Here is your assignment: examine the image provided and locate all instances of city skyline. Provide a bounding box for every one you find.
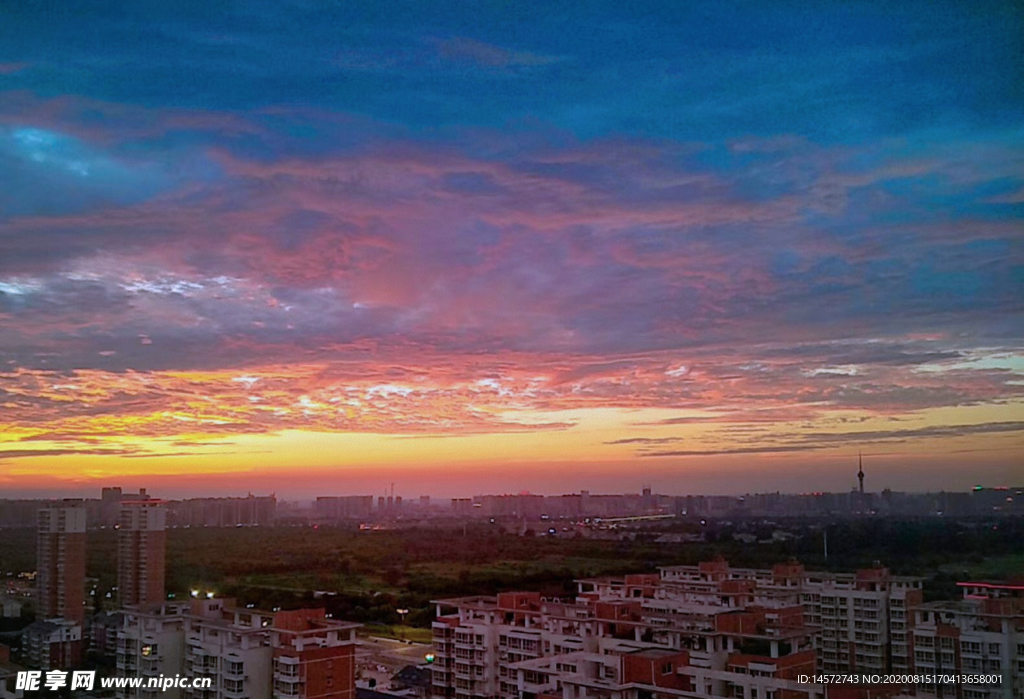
[2,1,1023,496]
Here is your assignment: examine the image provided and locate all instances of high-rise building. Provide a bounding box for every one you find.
[36,501,87,624]
[118,500,167,608]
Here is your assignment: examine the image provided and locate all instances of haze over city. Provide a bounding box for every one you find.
[1,1,1022,499]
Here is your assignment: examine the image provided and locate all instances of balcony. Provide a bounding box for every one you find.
[274,680,301,697]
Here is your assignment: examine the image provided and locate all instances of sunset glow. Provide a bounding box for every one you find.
[1,2,1022,497]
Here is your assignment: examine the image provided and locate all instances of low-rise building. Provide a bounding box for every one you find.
[910,580,1024,699]
[22,618,83,671]
[116,598,359,699]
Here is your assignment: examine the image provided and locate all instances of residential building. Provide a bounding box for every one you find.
[431,557,929,699]
[23,618,83,671]
[657,557,924,674]
[37,501,87,625]
[910,580,1024,699]
[0,644,27,699]
[117,603,189,699]
[116,598,358,699]
[118,500,167,608]
[271,608,358,699]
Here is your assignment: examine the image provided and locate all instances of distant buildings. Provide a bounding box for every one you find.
[0,491,274,530]
[166,494,277,528]
[1,485,1022,531]
[316,496,375,521]
[118,499,167,608]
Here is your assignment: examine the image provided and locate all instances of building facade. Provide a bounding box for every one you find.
[430,558,938,699]
[36,501,87,625]
[116,599,358,699]
[118,500,167,608]
[909,581,1024,699]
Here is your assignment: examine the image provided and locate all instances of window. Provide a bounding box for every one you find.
[661,663,673,675]
[988,643,1001,655]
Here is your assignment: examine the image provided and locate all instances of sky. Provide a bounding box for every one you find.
[0,1,1022,499]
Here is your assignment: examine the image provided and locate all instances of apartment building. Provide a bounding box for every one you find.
[658,557,924,674]
[431,584,823,699]
[0,644,26,699]
[36,501,87,625]
[118,500,167,608]
[910,581,1024,699]
[116,598,359,699]
[431,557,931,699]
[117,602,189,699]
[271,609,357,699]
[22,618,83,672]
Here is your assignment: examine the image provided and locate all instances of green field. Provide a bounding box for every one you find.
[361,624,434,643]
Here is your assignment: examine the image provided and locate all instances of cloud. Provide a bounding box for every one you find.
[0,447,138,460]
[604,437,684,445]
[431,37,564,69]
[639,421,1024,457]
[0,2,1022,476]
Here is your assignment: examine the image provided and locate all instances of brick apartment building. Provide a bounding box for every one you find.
[909,581,1024,699]
[36,501,87,625]
[118,500,167,608]
[430,557,1022,699]
[31,501,87,669]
